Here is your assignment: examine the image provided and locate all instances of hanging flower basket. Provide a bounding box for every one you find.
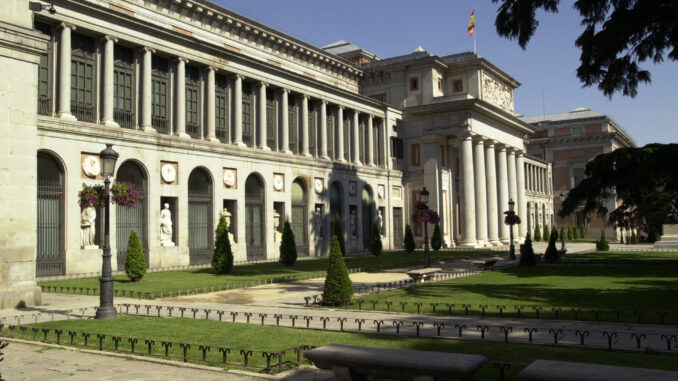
[78,181,141,210]
[412,209,440,224]
[504,214,521,225]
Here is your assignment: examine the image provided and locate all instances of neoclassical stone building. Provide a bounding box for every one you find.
[0,0,558,308]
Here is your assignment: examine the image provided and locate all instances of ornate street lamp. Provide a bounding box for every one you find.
[504,198,520,260]
[418,187,431,267]
[95,144,119,320]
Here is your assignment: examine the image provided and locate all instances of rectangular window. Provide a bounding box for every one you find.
[344,118,350,160]
[288,105,297,154]
[308,110,316,156]
[216,93,227,140]
[573,167,586,187]
[409,77,419,91]
[38,54,50,115]
[266,103,275,149]
[151,56,169,134]
[327,115,334,160]
[411,143,421,166]
[437,78,443,92]
[453,79,463,93]
[391,137,403,159]
[242,97,252,146]
[186,87,199,137]
[571,126,583,136]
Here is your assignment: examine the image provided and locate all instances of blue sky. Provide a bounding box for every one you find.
[214,0,677,146]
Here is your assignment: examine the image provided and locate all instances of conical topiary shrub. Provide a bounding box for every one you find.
[631,230,639,244]
[544,228,559,263]
[534,223,542,242]
[560,226,565,242]
[430,223,442,251]
[579,224,586,240]
[572,224,579,240]
[567,226,574,240]
[520,232,536,266]
[543,224,550,242]
[280,220,297,266]
[369,222,383,257]
[404,224,415,253]
[212,215,234,273]
[125,230,146,281]
[331,213,346,257]
[597,230,610,251]
[322,236,353,305]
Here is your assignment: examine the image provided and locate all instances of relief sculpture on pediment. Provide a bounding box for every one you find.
[482,74,514,112]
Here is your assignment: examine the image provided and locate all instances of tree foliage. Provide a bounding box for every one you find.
[124,230,146,281]
[279,220,297,266]
[534,223,542,242]
[212,215,234,273]
[544,228,560,263]
[520,232,537,266]
[597,230,610,251]
[369,222,383,257]
[431,223,442,251]
[543,224,550,242]
[560,144,678,241]
[322,236,353,305]
[404,224,416,253]
[493,0,678,97]
[331,213,346,257]
[579,224,587,239]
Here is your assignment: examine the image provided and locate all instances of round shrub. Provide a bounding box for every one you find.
[125,230,146,281]
[322,236,354,305]
[212,215,234,273]
[279,220,297,266]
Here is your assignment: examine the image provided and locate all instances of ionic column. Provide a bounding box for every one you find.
[258,82,270,150]
[232,75,245,146]
[320,100,329,159]
[175,57,189,138]
[367,115,374,166]
[101,35,118,127]
[459,133,477,246]
[205,67,218,142]
[497,145,510,243]
[281,89,291,154]
[140,47,154,131]
[57,23,76,120]
[517,152,527,239]
[474,138,488,245]
[352,110,361,164]
[485,141,500,245]
[337,106,345,162]
[378,118,385,167]
[301,95,311,157]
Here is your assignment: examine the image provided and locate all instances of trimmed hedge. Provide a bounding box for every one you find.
[322,236,353,305]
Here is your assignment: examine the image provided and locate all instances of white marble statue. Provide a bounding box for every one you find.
[273,209,282,242]
[377,209,384,236]
[160,203,174,247]
[80,206,97,248]
[350,210,357,237]
[314,207,322,240]
[222,208,235,244]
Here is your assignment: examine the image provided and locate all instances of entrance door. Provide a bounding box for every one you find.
[393,207,403,249]
[116,161,147,269]
[188,168,213,265]
[36,152,65,276]
[245,174,265,260]
[362,187,373,249]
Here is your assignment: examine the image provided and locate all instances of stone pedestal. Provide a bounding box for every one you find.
[654,224,678,249]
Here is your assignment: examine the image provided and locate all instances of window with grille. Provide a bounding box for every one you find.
[288,100,297,153]
[344,119,350,160]
[151,56,169,133]
[185,66,200,138]
[243,96,253,146]
[215,74,228,142]
[308,108,316,156]
[35,22,52,116]
[113,45,134,128]
[70,33,95,122]
[266,102,275,150]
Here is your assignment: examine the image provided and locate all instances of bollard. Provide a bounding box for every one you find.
[374,320,384,332]
[477,325,489,339]
[549,328,563,344]
[454,324,466,338]
[500,326,512,343]
[524,328,537,342]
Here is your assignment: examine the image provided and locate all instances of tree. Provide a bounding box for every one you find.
[544,228,559,263]
[279,220,298,266]
[520,232,537,266]
[331,213,346,257]
[124,230,146,281]
[572,224,579,240]
[579,224,587,239]
[369,222,383,257]
[534,223,542,242]
[430,223,442,251]
[543,224,550,242]
[212,215,234,273]
[567,226,573,240]
[631,230,639,244]
[560,144,678,242]
[404,224,416,253]
[493,0,678,98]
[322,236,353,305]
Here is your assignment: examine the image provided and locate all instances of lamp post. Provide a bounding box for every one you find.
[504,199,517,260]
[418,187,431,267]
[95,144,118,320]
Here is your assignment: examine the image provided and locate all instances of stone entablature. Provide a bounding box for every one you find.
[68,0,362,92]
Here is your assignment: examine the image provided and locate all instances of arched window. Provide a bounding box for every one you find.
[116,161,148,269]
[36,151,65,276]
[245,174,265,260]
[291,179,307,251]
[188,168,213,265]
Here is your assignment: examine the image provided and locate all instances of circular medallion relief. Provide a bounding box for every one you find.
[273,174,284,191]
[82,155,101,178]
[314,178,324,194]
[161,164,176,184]
[223,169,236,188]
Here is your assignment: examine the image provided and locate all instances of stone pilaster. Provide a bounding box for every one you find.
[353,110,361,165]
[473,137,488,245]
[301,95,311,157]
[101,35,118,127]
[175,57,189,138]
[140,47,155,131]
[57,23,76,120]
[205,66,218,142]
[367,114,374,166]
[281,89,291,154]
[320,100,329,159]
[337,105,345,162]
[459,133,477,246]
[232,74,245,146]
[258,82,270,150]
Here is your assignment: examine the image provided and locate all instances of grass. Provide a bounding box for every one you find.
[563,251,678,264]
[349,265,678,324]
[16,316,678,380]
[39,250,498,297]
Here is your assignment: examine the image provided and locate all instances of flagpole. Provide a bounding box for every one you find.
[474,8,477,54]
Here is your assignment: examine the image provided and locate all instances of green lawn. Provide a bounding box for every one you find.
[350,265,678,324]
[563,251,678,264]
[17,316,678,380]
[39,250,498,298]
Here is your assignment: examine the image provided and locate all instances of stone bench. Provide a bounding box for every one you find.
[520,360,678,381]
[406,267,442,284]
[304,344,487,381]
[471,260,497,271]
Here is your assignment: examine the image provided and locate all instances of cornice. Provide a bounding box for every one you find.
[0,21,49,63]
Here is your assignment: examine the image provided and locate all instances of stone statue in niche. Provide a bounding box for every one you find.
[222,208,235,244]
[314,207,322,240]
[160,203,174,247]
[350,210,357,237]
[377,209,384,236]
[273,209,282,242]
[80,206,97,249]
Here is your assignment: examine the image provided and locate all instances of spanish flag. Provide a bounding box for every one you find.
[468,10,475,36]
